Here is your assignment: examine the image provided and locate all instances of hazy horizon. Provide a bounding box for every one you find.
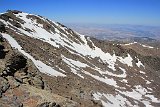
[0,0,160,26]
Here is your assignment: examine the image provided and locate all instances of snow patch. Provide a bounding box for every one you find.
[62,56,88,68]
[123,42,137,46]
[93,92,132,107]
[121,79,128,83]
[83,71,118,87]
[62,56,86,78]
[2,33,66,77]
[139,70,146,74]
[118,85,160,106]
[141,44,154,49]
[136,59,144,68]
[118,54,133,67]
[95,67,127,78]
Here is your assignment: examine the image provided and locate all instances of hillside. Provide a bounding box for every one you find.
[0,10,160,107]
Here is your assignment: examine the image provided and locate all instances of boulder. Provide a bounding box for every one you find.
[29,75,45,89]
[0,45,5,59]
[0,77,10,97]
[37,102,50,107]
[0,14,10,21]
[0,34,4,42]
[37,102,59,107]
[6,54,27,75]
[49,102,56,107]
[12,21,22,28]
[0,21,6,33]
[7,76,20,89]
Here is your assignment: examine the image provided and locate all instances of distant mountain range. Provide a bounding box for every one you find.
[0,10,160,107]
[66,23,160,43]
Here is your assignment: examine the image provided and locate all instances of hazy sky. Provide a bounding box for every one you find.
[0,0,160,26]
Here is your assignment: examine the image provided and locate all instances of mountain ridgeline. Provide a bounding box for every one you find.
[0,10,160,107]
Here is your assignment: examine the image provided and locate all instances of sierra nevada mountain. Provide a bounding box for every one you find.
[0,10,160,107]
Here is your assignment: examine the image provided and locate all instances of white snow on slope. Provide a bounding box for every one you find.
[141,44,154,49]
[122,41,154,49]
[92,67,127,78]
[123,42,137,46]
[62,55,127,86]
[118,54,133,67]
[1,12,138,85]
[15,12,71,48]
[62,56,88,68]
[62,55,128,85]
[93,86,160,107]
[2,12,137,72]
[62,55,88,78]
[139,70,146,74]
[2,33,66,77]
[1,12,147,86]
[15,12,135,80]
[93,92,133,107]
[117,85,160,107]
[136,58,144,68]
[83,71,118,87]
[1,12,147,88]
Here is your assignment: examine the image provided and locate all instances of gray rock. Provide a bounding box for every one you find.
[0,34,4,41]
[7,76,20,89]
[0,77,10,97]
[31,76,44,89]
[6,54,27,75]
[49,102,56,107]
[0,90,2,98]
[37,102,50,107]
[15,77,23,83]
[1,70,7,75]
[12,21,22,28]
[0,21,6,33]
[0,14,10,21]
[54,104,60,107]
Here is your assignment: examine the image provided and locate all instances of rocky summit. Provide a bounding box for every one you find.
[0,10,160,107]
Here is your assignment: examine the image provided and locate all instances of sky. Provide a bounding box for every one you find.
[0,0,160,26]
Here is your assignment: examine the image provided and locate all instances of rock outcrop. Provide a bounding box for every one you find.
[0,32,79,107]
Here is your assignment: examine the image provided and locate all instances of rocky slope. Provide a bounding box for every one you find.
[0,31,78,107]
[0,10,160,107]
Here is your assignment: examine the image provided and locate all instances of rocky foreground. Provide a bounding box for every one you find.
[0,34,81,107]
